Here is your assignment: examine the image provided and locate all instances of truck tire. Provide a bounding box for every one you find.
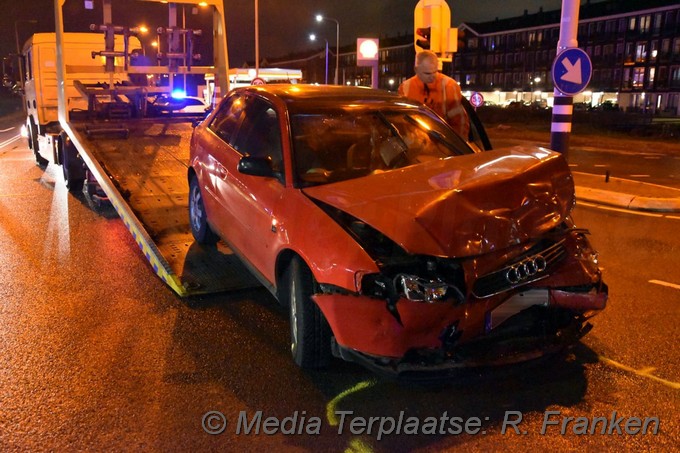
[286,257,331,369]
[189,176,219,245]
[59,132,85,192]
[27,119,47,167]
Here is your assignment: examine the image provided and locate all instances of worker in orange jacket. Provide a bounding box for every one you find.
[398,50,470,140]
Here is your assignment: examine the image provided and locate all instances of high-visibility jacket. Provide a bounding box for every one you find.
[399,73,470,139]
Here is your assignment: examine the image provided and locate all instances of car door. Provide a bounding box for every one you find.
[197,92,246,233]
[211,94,286,280]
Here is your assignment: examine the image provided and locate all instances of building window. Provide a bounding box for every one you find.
[670,66,680,88]
[654,13,662,32]
[647,67,655,89]
[623,68,631,88]
[639,15,651,33]
[674,38,680,56]
[605,20,615,34]
[635,42,647,62]
[633,67,645,88]
[651,41,659,61]
[661,39,670,57]
[628,17,637,32]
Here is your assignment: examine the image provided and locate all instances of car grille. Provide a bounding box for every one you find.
[472,239,567,298]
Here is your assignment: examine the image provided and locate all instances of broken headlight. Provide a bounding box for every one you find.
[396,274,450,302]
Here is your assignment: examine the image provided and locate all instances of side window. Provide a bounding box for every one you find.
[208,93,246,145]
[232,96,283,175]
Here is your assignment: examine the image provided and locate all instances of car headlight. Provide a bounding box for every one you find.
[396,273,450,303]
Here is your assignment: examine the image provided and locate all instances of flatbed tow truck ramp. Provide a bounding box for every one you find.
[24,0,259,296]
[71,119,260,296]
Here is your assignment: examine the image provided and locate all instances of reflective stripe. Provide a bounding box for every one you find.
[551,122,572,132]
[553,104,573,115]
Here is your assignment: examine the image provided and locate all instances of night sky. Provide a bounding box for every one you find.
[2,0,585,71]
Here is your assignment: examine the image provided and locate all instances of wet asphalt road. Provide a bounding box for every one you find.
[0,131,678,451]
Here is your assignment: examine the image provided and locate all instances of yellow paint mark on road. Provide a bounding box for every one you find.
[345,438,373,453]
[327,380,376,426]
[326,380,377,453]
[649,279,680,291]
[598,355,680,390]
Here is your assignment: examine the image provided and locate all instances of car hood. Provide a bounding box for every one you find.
[302,146,575,257]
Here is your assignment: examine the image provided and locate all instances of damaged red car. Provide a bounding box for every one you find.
[188,85,607,378]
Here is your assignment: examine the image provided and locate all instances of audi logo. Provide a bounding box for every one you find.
[505,255,547,284]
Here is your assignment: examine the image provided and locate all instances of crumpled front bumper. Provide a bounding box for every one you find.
[313,283,607,379]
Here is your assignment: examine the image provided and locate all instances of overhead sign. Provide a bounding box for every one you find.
[470,92,484,108]
[552,48,592,96]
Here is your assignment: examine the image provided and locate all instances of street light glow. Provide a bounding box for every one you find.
[314,14,339,85]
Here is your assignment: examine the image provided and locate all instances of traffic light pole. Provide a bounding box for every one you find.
[550,0,581,158]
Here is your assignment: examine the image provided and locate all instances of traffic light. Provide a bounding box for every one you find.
[415,27,431,51]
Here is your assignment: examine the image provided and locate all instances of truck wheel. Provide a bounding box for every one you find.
[27,119,47,167]
[286,257,331,369]
[60,132,85,192]
[189,176,219,245]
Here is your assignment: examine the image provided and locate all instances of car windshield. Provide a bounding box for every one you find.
[290,108,475,187]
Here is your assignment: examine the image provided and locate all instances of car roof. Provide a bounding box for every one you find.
[230,84,421,110]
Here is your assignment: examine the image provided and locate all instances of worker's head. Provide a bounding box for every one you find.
[414,50,439,85]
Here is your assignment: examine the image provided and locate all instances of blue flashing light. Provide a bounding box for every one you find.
[171,90,187,99]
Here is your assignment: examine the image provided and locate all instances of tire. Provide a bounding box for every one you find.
[27,119,47,167]
[188,176,219,245]
[286,257,331,369]
[60,132,85,192]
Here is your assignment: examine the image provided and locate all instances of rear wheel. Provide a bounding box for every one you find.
[189,175,219,245]
[59,132,85,192]
[286,257,331,369]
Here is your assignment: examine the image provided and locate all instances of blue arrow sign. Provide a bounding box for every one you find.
[552,48,592,96]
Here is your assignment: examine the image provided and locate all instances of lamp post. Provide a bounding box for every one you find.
[315,14,339,85]
[309,34,328,85]
[14,19,37,90]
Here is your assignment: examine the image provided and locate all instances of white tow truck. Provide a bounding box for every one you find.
[22,0,259,296]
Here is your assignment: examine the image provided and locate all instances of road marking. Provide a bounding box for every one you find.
[0,127,16,133]
[593,164,609,167]
[628,174,651,178]
[568,164,578,167]
[0,134,21,149]
[326,380,376,426]
[577,201,664,217]
[643,156,662,160]
[598,355,680,390]
[649,279,680,291]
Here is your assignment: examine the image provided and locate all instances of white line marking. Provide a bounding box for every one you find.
[649,280,680,291]
[593,164,609,167]
[644,156,662,160]
[0,127,17,133]
[628,174,651,178]
[0,135,21,149]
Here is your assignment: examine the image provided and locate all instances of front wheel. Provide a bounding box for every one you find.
[286,257,331,369]
[59,132,85,192]
[189,175,219,245]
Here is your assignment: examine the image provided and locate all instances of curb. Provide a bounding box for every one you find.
[575,186,680,212]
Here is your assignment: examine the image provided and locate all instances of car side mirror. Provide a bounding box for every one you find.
[237,155,276,178]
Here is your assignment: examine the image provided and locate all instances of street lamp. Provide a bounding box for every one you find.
[309,34,328,85]
[14,19,37,90]
[315,14,339,85]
